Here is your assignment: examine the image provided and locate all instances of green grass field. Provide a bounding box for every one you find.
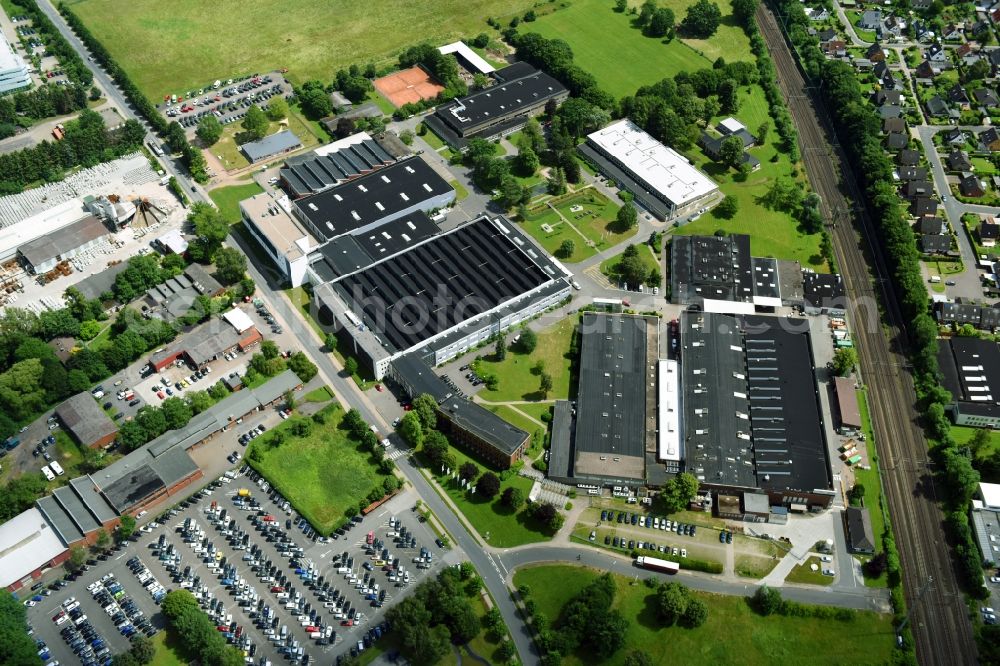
[209,182,264,223]
[210,110,319,171]
[675,87,826,270]
[247,404,389,534]
[65,0,537,97]
[655,0,754,62]
[518,189,635,263]
[513,565,895,666]
[528,0,711,99]
[302,385,334,403]
[473,316,577,402]
[150,629,193,666]
[600,244,660,284]
[784,556,835,586]
[485,404,546,438]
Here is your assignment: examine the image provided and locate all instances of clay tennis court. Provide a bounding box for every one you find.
[374,66,445,107]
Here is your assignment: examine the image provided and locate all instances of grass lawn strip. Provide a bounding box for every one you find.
[302,385,334,403]
[484,404,545,438]
[473,315,577,402]
[208,182,264,223]
[150,628,194,666]
[513,565,894,666]
[247,404,389,534]
[734,553,779,579]
[783,555,835,586]
[69,0,539,96]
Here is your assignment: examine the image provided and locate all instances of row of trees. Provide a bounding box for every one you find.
[161,590,245,666]
[0,108,145,194]
[398,44,467,100]
[0,83,88,127]
[11,0,92,87]
[0,590,42,663]
[510,32,615,111]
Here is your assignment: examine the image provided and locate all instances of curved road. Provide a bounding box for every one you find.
[757,5,976,664]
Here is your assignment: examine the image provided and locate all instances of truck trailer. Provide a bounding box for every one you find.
[636,556,679,574]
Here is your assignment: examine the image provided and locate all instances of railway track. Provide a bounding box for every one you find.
[756,5,977,664]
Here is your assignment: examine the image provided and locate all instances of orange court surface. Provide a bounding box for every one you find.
[373,66,445,107]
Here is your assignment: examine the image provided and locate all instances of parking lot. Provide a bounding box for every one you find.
[26,466,448,665]
[156,72,294,137]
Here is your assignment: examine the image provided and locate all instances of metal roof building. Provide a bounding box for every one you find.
[55,392,119,449]
[18,214,111,274]
[240,130,302,163]
[834,376,862,430]
[0,508,67,590]
[280,132,396,197]
[937,337,1000,427]
[670,234,754,310]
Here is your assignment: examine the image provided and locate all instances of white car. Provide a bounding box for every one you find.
[822,568,836,577]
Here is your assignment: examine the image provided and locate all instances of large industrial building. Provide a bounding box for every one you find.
[579,119,719,220]
[18,214,111,274]
[680,311,834,510]
[0,35,30,95]
[279,132,397,197]
[972,482,1000,566]
[314,214,572,380]
[938,336,1000,428]
[548,313,660,487]
[54,392,119,449]
[241,156,454,287]
[425,63,568,149]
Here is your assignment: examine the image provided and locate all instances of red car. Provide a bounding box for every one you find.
[156,391,165,399]
[217,625,228,632]
[340,620,353,627]
[304,626,318,633]
[374,384,383,392]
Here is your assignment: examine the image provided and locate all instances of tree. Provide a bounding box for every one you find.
[848,483,866,504]
[681,597,709,627]
[616,202,638,231]
[478,471,501,498]
[266,97,288,121]
[682,0,722,37]
[129,634,155,664]
[459,462,479,483]
[196,114,222,146]
[68,545,87,571]
[659,472,699,512]
[638,0,658,25]
[558,238,576,258]
[756,120,769,146]
[165,121,187,153]
[411,393,438,430]
[502,485,525,509]
[213,247,247,285]
[716,195,738,218]
[118,514,136,540]
[649,8,676,38]
[967,58,991,83]
[188,203,228,262]
[161,397,193,430]
[970,428,993,456]
[718,135,744,169]
[752,585,783,615]
[516,327,537,354]
[344,356,359,377]
[324,333,338,353]
[547,166,567,195]
[539,371,553,398]
[624,650,655,666]
[0,591,39,664]
[398,411,424,448]
[514,146,540,177]
[299,83,334,119]
[831,347,858,377]
[95,528,111,551]
[335,116,356,139]
[531,501,558,526]
[242,105,268,141]
[656,582,690,625]
[495,332,507,361]
[732,0,759,26]
[863,552,887,577]
[288,352,318,382]
[261,340,280,360]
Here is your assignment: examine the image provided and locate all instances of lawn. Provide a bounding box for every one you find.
[656,0,754,62]
[247,404,390,534]
[600,244,660,285]
[513,565,895,666]
[150,629,194,666]
[485,404,546,439]
[784,556,835,586]
[675,86,827,271]
[208,182,263,223]
[284,286,324,338]
[66,0,538,97]
[734,553,779,579]
[420,126,447,151]
[448,179,469,202]
[209,109,319,171]
[853,389,886,555]
[519,188,634,263]
[473,315,577,402]
[518,206,597,263]
[302,385,334,403]
[528,0,713,99]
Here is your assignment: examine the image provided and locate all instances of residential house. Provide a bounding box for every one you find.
[859,10,882,30]
[899,149,921,166]
[818,28,838,42]
[867,42,886,62]
[972,19,992,38]
[926,95,950,117]
[960,174,987,197]
[874,61,897,88]
[979,218,1000,247]
[942,23,963,41]
[884,117,907,134]
[915,60,938,80]
[948,84,971,109]
[806,7,831,20]
[974,88,1000,108]
[878,105,903,119]
[913,20,929,40]
[854,58,874,71]
[911,0,931,10]
[921,233,952,254]
[943,128,966,145]
[928,42,948,63]
[823,40,848,57]
[989,48,1000,73]
[918,216,945,234]
[875,90,903,106]
[899,166,929,181]
[886,132,909,151]
[884,15,904,36]
[911,196,938,216]
[903,180,934,198]
[948,149,973,171]
[981,127,1000,151]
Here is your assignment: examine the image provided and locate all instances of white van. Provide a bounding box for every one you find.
[50,461,64,476]
[41,465,55,481]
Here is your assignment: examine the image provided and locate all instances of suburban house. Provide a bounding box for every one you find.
[898,166,928,181]
[845,507,876,554]
[948,149,973,171]
[979,218,1000,247]
[974,88,1000,108]
[823,40,848,57]
[883,117,906,134]
[859,10,882,30]
[903,180,934,199]
[911,196,938,217]
[960,174,987,198]
[917,216,945,235]
[948,84,971,109]
[980,127,1000,152]
[926,96,950,117]
[899,149,921,166]
[928,42,948,63]
[866,43,886,62]
[875,90,903,106]
[915,60,937,79]
[886,132,909,151]
[943,128,966,145]
[921,233,952,255]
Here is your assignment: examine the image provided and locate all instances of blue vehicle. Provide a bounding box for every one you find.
[4,437,20,450]
[645,517,652,528]
[221,578,235,586]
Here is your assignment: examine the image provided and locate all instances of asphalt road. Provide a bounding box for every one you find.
[758,5,976,664]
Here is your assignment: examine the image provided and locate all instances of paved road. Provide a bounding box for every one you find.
[759,5,976,664]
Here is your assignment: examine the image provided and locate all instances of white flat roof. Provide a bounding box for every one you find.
[0,507,67,589]
[156,229,188,254]
[0,198,89,261]
[313,131,373,157]
[719,117,747,134]
[0,35,27,75]
[223,308,255,334]
[587,119,718,208]
[703,298,757,315]
[240,192,315,261]
[981,482,1000,511]
[438,41,495,74]
[658,359,681,463]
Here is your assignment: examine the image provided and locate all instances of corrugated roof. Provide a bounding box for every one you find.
[0,508,67,588]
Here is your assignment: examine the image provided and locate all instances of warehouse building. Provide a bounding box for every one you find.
[0,35,30,95]
[972,482,1000,566]
[425,63,568,149]
[670,234,753,311]
[149,317,262,371]
[279,132,397,197]
[681,311,834,510]
[580,119,719,220]
[834,376,862,431]
[142,263,225,321]
[802,271,847,315]
[54,392,119,449]
[0,508,69,592]
[938,336,1000,428]
[240,130,302,163]
[438,41,496,75]
[314,214,571,379]
[845,506,876,553]
[18,214,110,274]
[547,313,659,487]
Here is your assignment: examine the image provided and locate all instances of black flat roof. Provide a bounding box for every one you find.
[432,65,566,136]
[938,337,1000,417]
[438,398,528,456]
[742,315,831,494]
[752,257,780,300]
[333,216,553,353]
[802,271,845,309]
[280,139,394,196]
[293,158,452,241]
[310,210,439,281]
[575,312,650,460]
[391,353,452,403]
[670,234,753,305]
